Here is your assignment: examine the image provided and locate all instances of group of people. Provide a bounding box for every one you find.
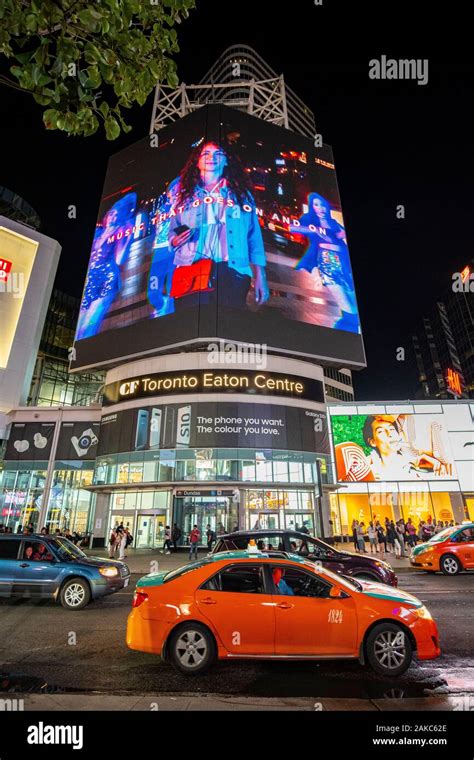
[351,516,454,558]
[108,524,133,560]
[0,523,89,545]
[159,523,219,560]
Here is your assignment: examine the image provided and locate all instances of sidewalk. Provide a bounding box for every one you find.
[6,693,472,711]
[86,546,415,576]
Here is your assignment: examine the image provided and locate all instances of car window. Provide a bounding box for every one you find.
[457,528,474,542]
[290,536,326,558]
[164,557,214,583]
[271,566,331,598]
[53,537,87,560]
[255,535,285,552]
[23,541,54,562]
[214,538,238,552]
[227,536,249,550]
[0,540,21,560]
[217,564,265,594]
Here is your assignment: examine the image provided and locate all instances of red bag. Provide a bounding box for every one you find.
[170,259,214,299]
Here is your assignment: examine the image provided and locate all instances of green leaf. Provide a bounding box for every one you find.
[105,115,120,140]
[43,108,60,129]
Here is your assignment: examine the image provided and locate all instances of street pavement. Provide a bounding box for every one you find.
[0,549,473,711]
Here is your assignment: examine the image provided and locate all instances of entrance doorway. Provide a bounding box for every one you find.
[173,491,236,545]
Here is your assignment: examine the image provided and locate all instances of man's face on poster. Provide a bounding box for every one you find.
[369,420,402,457]
[197,143,228,179]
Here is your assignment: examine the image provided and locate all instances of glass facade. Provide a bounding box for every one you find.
[330,482,468,537]
[94,448,327,487]
[0,461,95,533]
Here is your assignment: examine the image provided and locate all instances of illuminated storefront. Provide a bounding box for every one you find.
[88,354,330,546]
[327,400,474,536]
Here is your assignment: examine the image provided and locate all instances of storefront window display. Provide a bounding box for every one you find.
[332,481,466,536]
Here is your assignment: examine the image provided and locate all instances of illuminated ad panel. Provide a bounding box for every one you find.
[71,104,365,370]
[0,226,39,368]
[98,402,329,455]
[331,411,457,482]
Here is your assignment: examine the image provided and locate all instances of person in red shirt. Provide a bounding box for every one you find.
[188,525,200,561]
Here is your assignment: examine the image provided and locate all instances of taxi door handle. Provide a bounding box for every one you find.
[19,563,30,568]
[276,602,293,609]
[201,597,217,605]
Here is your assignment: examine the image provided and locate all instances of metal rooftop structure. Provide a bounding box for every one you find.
[150,44,316,139]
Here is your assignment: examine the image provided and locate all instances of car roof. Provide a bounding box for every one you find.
[209,550,312,565]
[0,533,56,540]
[217,530,316,539]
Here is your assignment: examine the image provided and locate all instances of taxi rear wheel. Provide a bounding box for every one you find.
[366,623,412,676]
[440,554,462,575]
[168,623,216,675]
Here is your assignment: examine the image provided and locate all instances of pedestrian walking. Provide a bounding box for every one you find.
[188,524,200,561]
[368,521,377,554]
[376,523,387,556]
[161,525,172,554]
[357,522,366,552]
[352,520,359,552]
[206,523,216,551]
[109,527,118,558]
[118,528,127,560]
[172,523,182,551]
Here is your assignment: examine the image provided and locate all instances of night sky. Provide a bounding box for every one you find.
[1,0,472,400]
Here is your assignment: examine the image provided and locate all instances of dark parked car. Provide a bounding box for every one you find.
[212,530,398,586]
[0,534,130,610]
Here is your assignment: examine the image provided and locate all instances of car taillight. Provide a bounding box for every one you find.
[132,590,148,608]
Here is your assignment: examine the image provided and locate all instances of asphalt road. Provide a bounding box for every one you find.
[1,572,473,701]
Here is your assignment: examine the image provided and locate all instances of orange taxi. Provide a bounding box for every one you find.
[410,523,474,575]
[127,551,440,676]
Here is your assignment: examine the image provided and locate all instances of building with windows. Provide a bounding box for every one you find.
[28,289,105,408]
[1,47,367,546]
[412,262,473,399]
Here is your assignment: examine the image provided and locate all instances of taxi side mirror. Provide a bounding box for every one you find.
[329,586,343,599]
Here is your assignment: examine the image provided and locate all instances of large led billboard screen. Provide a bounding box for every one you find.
[331,412,458,482]
[71,104,365,370]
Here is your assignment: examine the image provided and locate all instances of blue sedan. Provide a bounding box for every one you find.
[0,534,130,610]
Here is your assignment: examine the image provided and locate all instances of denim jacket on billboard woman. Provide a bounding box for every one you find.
[167,185,266,277]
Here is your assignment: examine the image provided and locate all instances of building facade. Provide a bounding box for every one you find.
[412,262,474,399]
[327,399,474,537]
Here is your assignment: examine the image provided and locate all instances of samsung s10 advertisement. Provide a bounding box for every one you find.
[71,104,365,370]
[98,402,329,456]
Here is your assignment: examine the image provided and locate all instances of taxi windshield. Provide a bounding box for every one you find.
[163,557,214,583]
[427,527,457,543]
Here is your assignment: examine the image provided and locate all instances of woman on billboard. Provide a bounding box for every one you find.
[291,192,359,332]
[167,141,269,309]
[76,192,137,339]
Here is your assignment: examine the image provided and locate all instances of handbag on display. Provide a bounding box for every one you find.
[170,258,214,299]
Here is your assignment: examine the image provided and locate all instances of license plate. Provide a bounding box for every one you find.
[124,578,129,587]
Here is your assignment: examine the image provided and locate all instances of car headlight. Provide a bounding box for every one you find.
[412,606,432,620]
[99,566,119,577]
[375,561,392,571]
[415,547,432,557]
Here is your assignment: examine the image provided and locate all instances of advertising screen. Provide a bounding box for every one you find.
[71,104,365,370]
[331,412,457,482]
[0,226,39,369]
[98,402,329,455]
[5,421,100,461]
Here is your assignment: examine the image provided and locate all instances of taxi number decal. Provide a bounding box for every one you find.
[328,609,343,624]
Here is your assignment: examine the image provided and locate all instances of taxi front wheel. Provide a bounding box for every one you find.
[168,623,216,675]
[366,623,413,676]
[440,554,461,575]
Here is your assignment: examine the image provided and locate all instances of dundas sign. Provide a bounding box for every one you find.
[103,369,324,406]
